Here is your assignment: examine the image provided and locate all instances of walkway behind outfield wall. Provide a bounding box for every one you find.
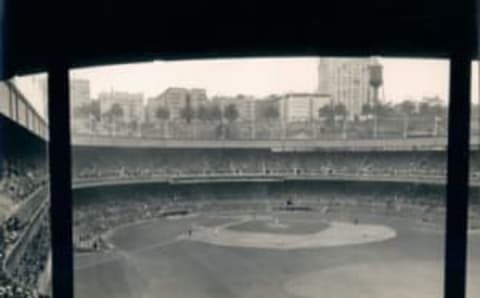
[72,134,480,151]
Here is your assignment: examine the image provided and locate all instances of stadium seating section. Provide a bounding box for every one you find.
[0,116,49,298]
[72,146,480,182]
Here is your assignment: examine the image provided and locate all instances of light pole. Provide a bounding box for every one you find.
[403,114,409,139]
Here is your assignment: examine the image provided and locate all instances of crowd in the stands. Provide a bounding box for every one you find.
[0,159,48,204]
[74,187,171,250]
[1,217,21,255]
[0,217,50,298]
[0,151,50,298]
[72,147,480,182]
[11,219,50,292]
[0,273,36,298]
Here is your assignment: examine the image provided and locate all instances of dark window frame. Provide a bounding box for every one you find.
[47,57,473,298]
[47,55,473,298]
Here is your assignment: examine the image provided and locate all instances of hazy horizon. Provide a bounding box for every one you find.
[70,57,452,104]
[11,58,480,120]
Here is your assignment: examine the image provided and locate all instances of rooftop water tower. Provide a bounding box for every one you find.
[368,60,383,105]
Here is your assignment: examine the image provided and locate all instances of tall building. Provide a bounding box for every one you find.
[99,91,144,123]
[147,87,207,122]
[279,93,331,122]
[70,79,91,111]
[317,57,380,119]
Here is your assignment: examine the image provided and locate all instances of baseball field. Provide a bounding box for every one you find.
[74,209,480,298]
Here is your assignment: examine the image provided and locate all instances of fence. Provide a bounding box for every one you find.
[73,114,455,142]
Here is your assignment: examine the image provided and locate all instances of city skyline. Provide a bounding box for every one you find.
[10,59,480,122]
[70,57,451,105]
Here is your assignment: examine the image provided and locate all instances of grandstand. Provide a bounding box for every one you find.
[71,146,480,188]
[1,93,474,298]
[71,141,480,298]
[2,62,478,298]
[2,77,478,298]
[0,82,50,298]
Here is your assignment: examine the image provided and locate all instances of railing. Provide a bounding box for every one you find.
[71,171,480,189]
[10,185,49,226]
[4,200,49,274]
[71,134,480,150]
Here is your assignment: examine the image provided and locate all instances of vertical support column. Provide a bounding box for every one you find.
[164,121,169,139]
[251,101,256,140]
[14,91,18,121]
[48,61,73,298]
[403,115,408,139]
[312,120,317,139]
[434,116,439,137]
[478,61,480,142]
[444,54,471,298]
[192,120,197,140]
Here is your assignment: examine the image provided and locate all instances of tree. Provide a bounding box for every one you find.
[196,105,210,122]
[180,95,195,123]
[319,104,335,127]
[430,104,446,116]
[264,105,279,121]
[419,97,446,117]
[102,110,112,122]
[319,104,334,118]
[361,103,373,115]
[333,103,347,118]
[129,119,139,133]
[224,104,239,123]
[396,100,416,116]
[180,106,195,123]
[101,103,123,135]
[372,102,394,117]
[154,106,170,138]
[110,103,124,121]
[210,105,222,122]
[89,100,101,121]
[72,101,101,121]
[73,105,88,118]
[155,107,170,121]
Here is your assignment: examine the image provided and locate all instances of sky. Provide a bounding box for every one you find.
[70,57,453,104]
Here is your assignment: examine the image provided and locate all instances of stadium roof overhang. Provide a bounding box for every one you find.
[1,0,478,79]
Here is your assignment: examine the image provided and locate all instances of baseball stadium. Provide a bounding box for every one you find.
[71,137,480,298]
[0,81,50,298]
[3,0,480,297]
[1,60,480,298]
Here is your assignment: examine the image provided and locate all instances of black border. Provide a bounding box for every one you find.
[39,3,475,298]
[47,57,474,298]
